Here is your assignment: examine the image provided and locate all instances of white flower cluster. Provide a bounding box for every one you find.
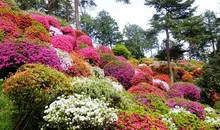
[49,26,63,36]
[153,79,169,91]
[90,66,105,79]
[43,94,118,130]
[106,78,124,91]
[161,115,177,130]
[55,48,73,70]
[204,106,220,128]
[204,106,216,113]
[170,106,191,114]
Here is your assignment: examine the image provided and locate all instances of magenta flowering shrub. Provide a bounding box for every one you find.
[50,35,78,53]
[104,60,135,89]
[0,18,21,39]
[77,35,93,47]
[167,89,184,98]
[167,98,205,119]
[45,16,60,29]
[0,41,62,78]
[117,56,128,63]
[61,26,76,38]
[170,82,200,101]
[130,71,153,86]
[78,47,101,66]
[98,45,114,55]
[31,14,50,30]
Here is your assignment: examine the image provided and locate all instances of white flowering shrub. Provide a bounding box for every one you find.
[43,94,118,130]
[90,66,105,79]
[161,115,177,130]
[170,106,191,114]
[55,48,73,70]
[153,79,169,91]
[49,26,63,36]
[204,107,220,129]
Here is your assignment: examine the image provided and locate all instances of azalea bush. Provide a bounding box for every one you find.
[45,15,60,29]
[61,26,76,37]
[99,53,117,68]
[98,45,114,55]
[182,73,194,82]
[77,35,93,47]
[153,79,169,92]
[130,71,153,86]
[2,64,73,130]
[154,74,171,85]
[55,48,73,71]
[0,41,61,78]
[42,94,118,130]
[138,65,153,75]
[31,14,50,30]
[78,47,101,66]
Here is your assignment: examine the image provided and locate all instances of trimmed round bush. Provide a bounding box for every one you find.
[112,44,131,59]
[104,60,134,89]
[61,26,76,37]
[78,47,101,66]
[170,82,200,101]
[50,35,78,53]
[2,64,73,129]
[77,35,93,47]
[0,41,62,78]
[98,45,114,55]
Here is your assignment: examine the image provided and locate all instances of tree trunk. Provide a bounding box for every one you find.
[66,0,70,23]
[48,0,52,15]
[189,43,192,60]
[165,28,174,84]
[74,0,81,30]
[212,40,216,56]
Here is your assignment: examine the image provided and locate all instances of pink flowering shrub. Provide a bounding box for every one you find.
[153,79,169,92]
[170,82,200,101]
[130,71,153,86]
[104,60,134,89]
[117,56,128,63]
[77,35,93,47]
[0,41,62,78]
[61,26,76,37]
[78,47,101,66]
[167,89,184,98]
[31,14,50,30]
[128,83,165,98]
[75,30,86,38]
[154,74,171,85]
[50,35,78,53]
[112,112,167,130]
[18,13,33,30]
[167,98,205,119]
[45,16,60,29]
[0,1,10,8]
[98,45,114,55]
[138,65,153,75]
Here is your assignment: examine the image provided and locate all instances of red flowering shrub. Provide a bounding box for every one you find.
[31,14,50,30]
[74,30,86,38]
[98,45,114,55]
[61,26,76,37]
[0,10,20,25]
[130,71,153,86]
[19,13,33,29]
[191,68,203,77]
[104,60,134,89]
[170,82,200,101]
[138,65,153,75]
[128,83,165,98]
[176,68,186,78]
[50,35,78,53]
[78,47,101,66]
[99,53,117,68]
[45,16,60,29]
[65,53,91,77]
[0,1,10,8]
[154,74,171,85]
[154,64,176,74]
[167,98,205,119]
[182,73,194,82]
[113,112,167,130]
[0,41,62,78]
[77,35,93,47]
[24,21,50,42]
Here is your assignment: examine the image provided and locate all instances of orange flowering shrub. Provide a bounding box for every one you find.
[182,73,194,82]
[191,68,203,77]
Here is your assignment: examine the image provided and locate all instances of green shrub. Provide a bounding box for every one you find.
[214,101,220,110]
[3,64,73,130]
[112,44,131,59]
[72,77,139,110]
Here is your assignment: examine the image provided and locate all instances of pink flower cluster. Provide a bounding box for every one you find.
[98,45,114,55]
[117,56,128,63]
[167,98,205,119]
[31,14,50,30]
[0,18,20,39]
[61,26,76,38]
[104,61,134,89]
[45,16,60,29]
[170,82,200,101]
[113,112,167,130]
[167,89,184,98]
[130,71,153,86]
[78,47,101,66]
[153,79,169,92]
[50,35,78,53]
[0,1,10,8]
[77,35,93,47]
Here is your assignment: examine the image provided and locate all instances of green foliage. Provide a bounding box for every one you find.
[3,64,73,130]
[57,17,71,27]
[80,13,96,37]
[112,44,131,59]
[72,77,139,110]
[214,101,220,110]
[0,79,14,130]
[0,28,5,42]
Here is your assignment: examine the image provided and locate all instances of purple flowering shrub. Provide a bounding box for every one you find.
[0,41,62,78]
[98,45,114,55]
[104,60,135,89]
[167,89,184,98]
[78,47,101,66]
[50,35,78,53]
[77,35,93,47]
[170,82,200,101]
[167,98,206,119]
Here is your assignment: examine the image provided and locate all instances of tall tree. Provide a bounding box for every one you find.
[74,0,80,30]
[80,13,96,37]
[15,0,46,10]
[145,0,196,83]
[95,10,122,47]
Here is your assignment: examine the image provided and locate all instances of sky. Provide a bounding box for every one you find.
[89,0,220,32]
